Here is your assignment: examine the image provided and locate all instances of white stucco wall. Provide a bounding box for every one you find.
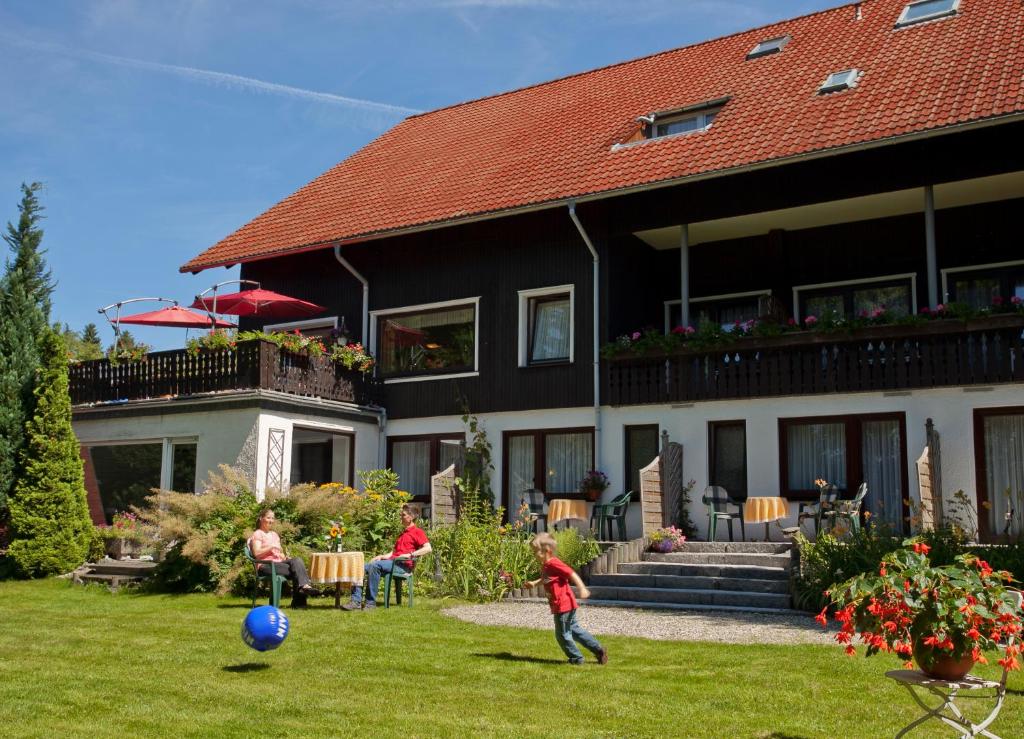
[386,384,1024,541]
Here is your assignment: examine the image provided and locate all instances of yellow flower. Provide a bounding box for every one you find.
[329,526,340,537]
[368,493,383,501]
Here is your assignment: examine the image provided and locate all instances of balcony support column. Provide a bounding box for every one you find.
[680,224,691,328]
[924,185,938,308]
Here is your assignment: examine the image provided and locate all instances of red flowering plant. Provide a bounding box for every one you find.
[818,539,1023,677]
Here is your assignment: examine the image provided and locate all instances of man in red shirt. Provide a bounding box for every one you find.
[344,504,431,610]
[524,532,607,664]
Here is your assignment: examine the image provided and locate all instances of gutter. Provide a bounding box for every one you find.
[332,245,370,344]
[567,201,602,472]
[183,112,1024,273]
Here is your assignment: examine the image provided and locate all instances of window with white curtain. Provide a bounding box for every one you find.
[387,434,464,499]
[780,414,906,533]
[518,285,573,366]
[980,412,1024,539]
[504,428,594,510]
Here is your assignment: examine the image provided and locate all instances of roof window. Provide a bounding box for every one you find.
[896,0,959,27]
[746,35,790,60]
[818,69,860,94]
[640,98,728,140]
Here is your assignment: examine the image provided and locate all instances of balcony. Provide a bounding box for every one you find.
[68,340,383,407]
[606,315,1024,406]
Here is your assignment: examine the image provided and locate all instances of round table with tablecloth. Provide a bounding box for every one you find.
[546,499,592,529]
[743,496,789,541]
[309,551,365,608]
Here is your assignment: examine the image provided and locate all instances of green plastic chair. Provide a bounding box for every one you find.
[797,484,840,537]
[590,491,632,541]
[834,483,869,534]
[383,556,416,608]
[702,486,745,542]
[244,545,285,608]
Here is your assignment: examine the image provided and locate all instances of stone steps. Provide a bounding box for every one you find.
[588,572,790,594]
[617,561,789,580]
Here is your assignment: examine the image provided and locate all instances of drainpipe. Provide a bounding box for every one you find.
[333,245,370,344]
[924,185,938,308]
[679,224,691,328]
[567,201,601,471]
[377,406,388,471]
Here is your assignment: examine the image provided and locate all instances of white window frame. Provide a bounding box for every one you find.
[792,273,917,321]
[819,69,861,94]
[518,284,574,367]
[651,108,719,139]
[369,297,481,384]
[84,436,197,492]
[264,316,338,334]
[896,0,959,28]
[747,35,790,60]
[940,259,1024,304]
[663,289,771,333]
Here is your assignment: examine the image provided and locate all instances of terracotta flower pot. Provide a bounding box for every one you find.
[913,641,975,680]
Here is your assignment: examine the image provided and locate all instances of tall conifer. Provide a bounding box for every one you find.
[0,182,52,512]
[7,329,92,576]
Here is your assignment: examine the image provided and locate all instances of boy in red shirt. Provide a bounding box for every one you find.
[524,532,607,665]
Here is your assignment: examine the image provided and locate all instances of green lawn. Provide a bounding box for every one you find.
[2,580,1022,738]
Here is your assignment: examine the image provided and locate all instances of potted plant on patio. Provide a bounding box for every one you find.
[100,511,145,560]
[578,470,609,502]
[817,539,1023,679]
[648,526,687,553]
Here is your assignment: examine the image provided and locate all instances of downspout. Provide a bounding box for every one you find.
[333,245,370,344]
[567,202,601,472]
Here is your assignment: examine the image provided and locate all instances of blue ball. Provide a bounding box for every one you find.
[241,606,289,652]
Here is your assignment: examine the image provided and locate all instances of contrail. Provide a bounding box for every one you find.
[1,32,422,116]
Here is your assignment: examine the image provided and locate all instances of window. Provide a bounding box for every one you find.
[794,274,915,321]
[779,413,907,532]
[709,421,747,498]
[973,407,1024,542]
[664,291,770,332]
[651,109,719,138]
[372,299,478,380]
[819,69,860,94]
[387,434,464,500]
[290,428,353,487]
[503,428,594,513]
[896,0,959,27]
[943,261,1024,311]
[625,425,659,500]
[86,443,163,524]
[518,285,573,366]
[747,35,790,60]
[171,442,198,492]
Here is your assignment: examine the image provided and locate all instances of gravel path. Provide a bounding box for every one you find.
[443,601,837,645]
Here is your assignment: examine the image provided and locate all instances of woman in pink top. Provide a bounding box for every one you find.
[249,509,319,607]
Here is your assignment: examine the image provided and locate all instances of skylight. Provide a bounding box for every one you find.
[819,69,860,94]
[747,35,790,60]
[896,0,959,27]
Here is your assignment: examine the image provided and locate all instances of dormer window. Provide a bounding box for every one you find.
[819,69,860,94]
[642,98,727,140]
[747,35,790,60]
[896,0,959,27]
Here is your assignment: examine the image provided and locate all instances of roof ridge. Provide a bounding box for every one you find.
[406,0,866,121]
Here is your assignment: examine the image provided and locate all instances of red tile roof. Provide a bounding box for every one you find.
[183,0,1024,272]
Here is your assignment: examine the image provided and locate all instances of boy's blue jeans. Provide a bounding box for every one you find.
[351,558,411,604]
[554,609,603,664]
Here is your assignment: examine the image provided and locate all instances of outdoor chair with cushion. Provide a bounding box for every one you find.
[834,483,868,535]
[590,491,632,541]
[702,486,745,542]
[797,484,840,537]
[244,545,286,609]
[885,590,1023,738]
[383,554,417,608]
[521,488,547,533]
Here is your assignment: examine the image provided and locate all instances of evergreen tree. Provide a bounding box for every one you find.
[7,329,93,577]
[0,182,52,512]
[81,323,101,348]
[63,323,103,361]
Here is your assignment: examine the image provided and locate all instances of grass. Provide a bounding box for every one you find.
[2,580,1023,738]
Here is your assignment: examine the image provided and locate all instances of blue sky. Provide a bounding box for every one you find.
[0,0,838,350]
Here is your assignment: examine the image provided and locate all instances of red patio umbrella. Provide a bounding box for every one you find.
[190,288,325,319]
[116,305,237,328]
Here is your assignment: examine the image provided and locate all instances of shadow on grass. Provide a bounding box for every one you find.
[767,734,812,739]
[473,651,566,665]
[223,662,271,673]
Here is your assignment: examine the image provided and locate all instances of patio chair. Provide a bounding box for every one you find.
[590,491,632,541]
[797,484,840,537]
[834,483,868,535]
[520,488,547,533]
[382,555,417,608]
[885,590,1022,738]
[702,486,745,542]
[243,545,285,609]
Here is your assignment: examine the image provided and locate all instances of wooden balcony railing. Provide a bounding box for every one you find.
[606,316,1024,406]
[68,340,383,407]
